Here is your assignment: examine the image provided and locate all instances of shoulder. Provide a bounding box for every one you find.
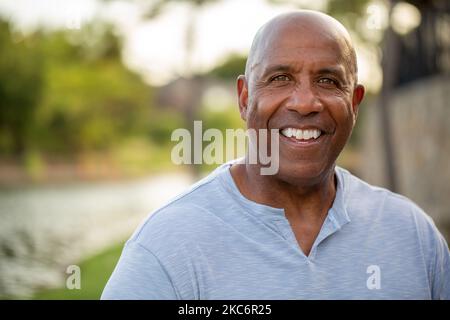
[128,163,232,253]
[338,166,444,242]
[339,167,421,214]
[338,168,449,298]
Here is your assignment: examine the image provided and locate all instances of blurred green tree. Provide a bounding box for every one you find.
[0,17,186,175]
[35,25,153,155]
[0,20,44,158]
[207,54,247,81]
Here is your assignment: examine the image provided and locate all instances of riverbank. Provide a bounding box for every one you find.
[0,171,194,298]
[0,148,181,189]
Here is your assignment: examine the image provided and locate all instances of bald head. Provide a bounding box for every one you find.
[245,10,358,85]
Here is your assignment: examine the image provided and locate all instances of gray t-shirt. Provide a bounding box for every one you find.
[101,161,450,299]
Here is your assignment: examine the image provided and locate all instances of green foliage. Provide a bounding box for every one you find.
[326,0,369,16]
[207,54,247,80]
[326,0,372,36]
[198,106,245,173]
[0,19,176,171]
[0,21,44,156]
[200,107,244,132]
[34,27,153,154]
[148,109,185,146]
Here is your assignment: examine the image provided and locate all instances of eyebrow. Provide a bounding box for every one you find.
[259,64,295,79]
[316,67,346,79]
[259,64,347,82]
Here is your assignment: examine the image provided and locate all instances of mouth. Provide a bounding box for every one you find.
[278,127,328,148]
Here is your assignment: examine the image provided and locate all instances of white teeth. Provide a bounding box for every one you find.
[313,130,320,139]
[286,128,293,137]
[281,128,292,137]
[280,128,322,141]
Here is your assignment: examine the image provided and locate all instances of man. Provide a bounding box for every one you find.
[102,10,449,299]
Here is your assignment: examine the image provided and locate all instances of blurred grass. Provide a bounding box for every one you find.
[33,241,125,300]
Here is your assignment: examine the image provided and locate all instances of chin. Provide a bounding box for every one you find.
[275,160,332,186]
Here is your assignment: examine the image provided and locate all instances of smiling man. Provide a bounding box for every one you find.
[102,11,450,300]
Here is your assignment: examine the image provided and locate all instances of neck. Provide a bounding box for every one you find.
[230,160,337,222]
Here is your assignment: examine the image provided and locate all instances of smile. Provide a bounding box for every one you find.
[280,128,322,141]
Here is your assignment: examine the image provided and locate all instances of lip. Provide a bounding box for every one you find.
[279,125,326,132]
[279,130,328,148]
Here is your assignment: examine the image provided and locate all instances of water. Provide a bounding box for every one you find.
[0,172,193,298]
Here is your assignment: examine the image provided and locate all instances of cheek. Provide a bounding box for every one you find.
[247,90,285,128]
[322,95,355,129]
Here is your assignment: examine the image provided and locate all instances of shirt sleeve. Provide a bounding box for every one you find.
[101,240,179,300]
[431,229,450,300]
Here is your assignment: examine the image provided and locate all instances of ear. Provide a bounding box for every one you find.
[237,75,249,121]
[351,84,365,123]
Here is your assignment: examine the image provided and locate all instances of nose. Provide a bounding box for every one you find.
[285,82,323,116]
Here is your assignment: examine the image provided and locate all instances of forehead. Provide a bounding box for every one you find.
[253,21,352,75]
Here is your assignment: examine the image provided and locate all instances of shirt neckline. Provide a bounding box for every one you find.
[218,160,285,220]
[218,159,351,229]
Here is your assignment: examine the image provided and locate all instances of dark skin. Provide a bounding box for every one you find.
[231,11,365,257]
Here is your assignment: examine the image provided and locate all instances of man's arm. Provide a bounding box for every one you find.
[101,240,179,300]
[430,229,450,300]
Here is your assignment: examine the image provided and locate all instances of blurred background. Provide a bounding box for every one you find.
[0,0,448,299]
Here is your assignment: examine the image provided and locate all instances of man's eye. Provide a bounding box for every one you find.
[271,75,290,82]
[318,78,337,85]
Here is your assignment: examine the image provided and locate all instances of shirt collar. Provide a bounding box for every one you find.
[220,160,350,227]
[328,166,351,229]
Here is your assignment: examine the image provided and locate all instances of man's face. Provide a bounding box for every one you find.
[238,22,364,185]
